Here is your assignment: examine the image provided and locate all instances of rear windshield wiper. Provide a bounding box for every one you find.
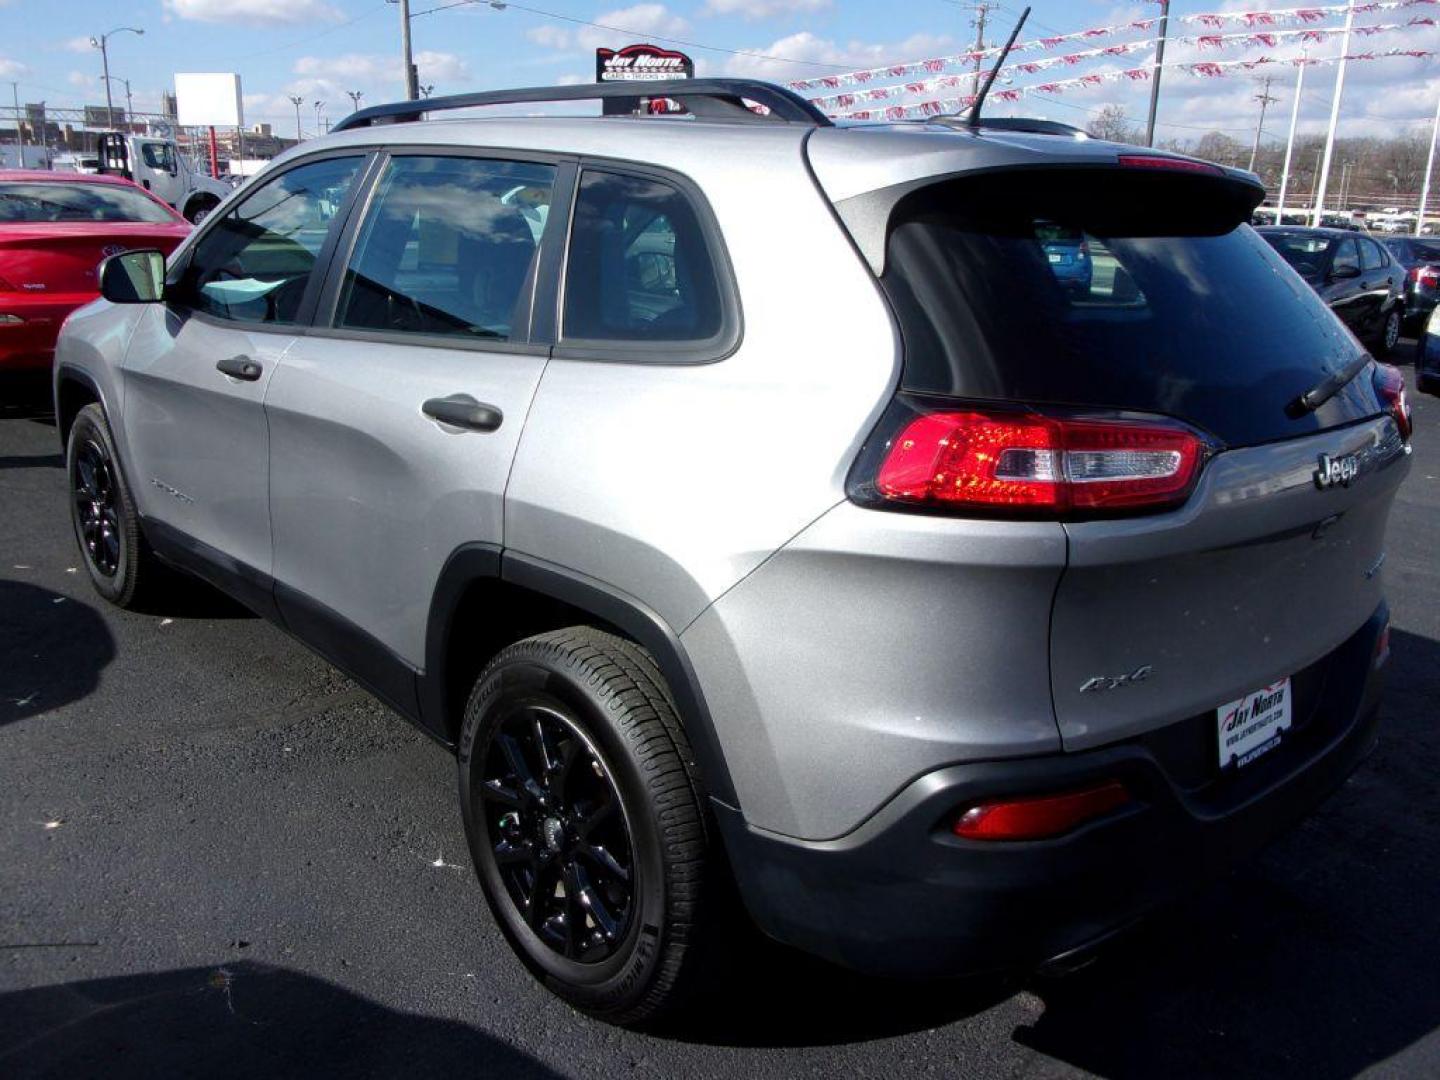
[1288,353,1371,417]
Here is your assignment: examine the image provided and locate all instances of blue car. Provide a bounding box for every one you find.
[1039,224,1093,294]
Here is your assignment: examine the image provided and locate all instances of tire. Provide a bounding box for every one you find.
[66,403,160,608]
[1378,307,1402,355]
[186,200,217,225]
[458,626,719,1025]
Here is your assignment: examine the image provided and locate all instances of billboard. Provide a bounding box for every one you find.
[84,105,125,129]
[175,73,243,127]
[595,44,694,116]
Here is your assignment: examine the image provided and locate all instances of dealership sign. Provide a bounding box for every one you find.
[595,44,694,115]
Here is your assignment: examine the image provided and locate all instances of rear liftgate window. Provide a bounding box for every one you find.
[880,170,1383,447]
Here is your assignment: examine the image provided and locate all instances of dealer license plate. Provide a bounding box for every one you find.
[1217,677,1292,769]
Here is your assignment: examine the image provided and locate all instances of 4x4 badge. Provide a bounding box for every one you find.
[1314,452,1360,490]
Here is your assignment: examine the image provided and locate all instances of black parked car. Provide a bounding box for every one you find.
[1381,235,1440,334]
[1258,227,1405,354]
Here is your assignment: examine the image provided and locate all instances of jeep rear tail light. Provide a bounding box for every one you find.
[1373,363,1412,440]
[1408,265,1440,289]
[952,781,1132,841]
[852,400,1212,518]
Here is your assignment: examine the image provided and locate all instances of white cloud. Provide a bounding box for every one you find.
[527,4,689,52]
[702,0,830,20]
[164,0,342,26]
[66,70,91,88]
[723,31,952,81]
[293,51,469,85]
[63,36,95,54]
[0,57,26,79]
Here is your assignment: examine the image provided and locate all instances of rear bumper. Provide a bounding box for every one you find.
[718,605,1388,978]
[0,293,94,371]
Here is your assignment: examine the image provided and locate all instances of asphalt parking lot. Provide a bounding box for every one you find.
[2,362,1438,1080]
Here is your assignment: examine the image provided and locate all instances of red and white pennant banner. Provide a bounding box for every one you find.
[1181,0,1436,28]
[805,18,1435,113]
[787,18,1161,91]
[806,40,1158,113]
[833,47,1437,121]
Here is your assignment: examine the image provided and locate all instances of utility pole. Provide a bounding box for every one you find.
[1277,55,1307,222]
[1417,91,1440,235]
[89,27,143,128]
[967,3,995,100]
[1313,0,1356,226]
[1145,0,1170,147]
[289,95,304,141]
[1248,76,1278,174]
[396,0,419,101]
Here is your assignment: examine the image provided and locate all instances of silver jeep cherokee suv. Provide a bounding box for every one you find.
[55,79,1412,1025]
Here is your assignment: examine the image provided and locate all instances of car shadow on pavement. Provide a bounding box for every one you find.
[667,929,1019,1047]
[0,580,115,727]
[1015,627,1440,1079]
[0,961,561,1080]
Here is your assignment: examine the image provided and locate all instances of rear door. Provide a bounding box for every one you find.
[119,153,367,604]
[873,167,1410,752]
[264,152,562,686]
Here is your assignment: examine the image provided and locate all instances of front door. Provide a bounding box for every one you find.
[265,153,560,681]
[120,153,367,604]
[1323,236,1366,336]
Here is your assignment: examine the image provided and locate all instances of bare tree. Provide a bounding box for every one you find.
[1087,104,1140,144]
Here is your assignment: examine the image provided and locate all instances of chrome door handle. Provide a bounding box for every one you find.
[216,354,262,381]
[422,394,503,432]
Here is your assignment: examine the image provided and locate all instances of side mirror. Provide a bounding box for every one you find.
[1329,263,1361,281]
[99,249,166,304]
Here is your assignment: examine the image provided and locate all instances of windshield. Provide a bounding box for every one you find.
[0,181,178,224]
[880,172,1381,448]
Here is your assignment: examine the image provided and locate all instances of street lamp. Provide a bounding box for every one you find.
[313,100,325,136]
[289,95,304,141]
[346,90,364,113]
[90,27,143,128]
[419,85,434,99]
[99,75,133,124]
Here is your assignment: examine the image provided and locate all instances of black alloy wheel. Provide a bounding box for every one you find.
[72,438,121,578]
[458,627,724,1025]
[480,701,635,963]
[66,403,159,608]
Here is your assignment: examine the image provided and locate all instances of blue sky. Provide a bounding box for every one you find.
[2,0,1438,142]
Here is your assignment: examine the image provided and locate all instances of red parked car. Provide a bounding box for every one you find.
[0,170,190,372]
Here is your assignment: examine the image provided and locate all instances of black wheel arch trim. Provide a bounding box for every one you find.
[422,545,740,810]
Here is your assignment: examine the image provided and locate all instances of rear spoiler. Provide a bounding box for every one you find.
[832,159,1265,276]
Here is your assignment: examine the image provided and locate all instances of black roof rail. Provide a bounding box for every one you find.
[332,78,833,132]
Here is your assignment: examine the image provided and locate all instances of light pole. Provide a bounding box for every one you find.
[420,85,434,99]
[313,100,325,136]
[346,90,364,115]
[99,76,133,124]
[89,27,143,128]
[289,95,304,141]
[10,81,23,159]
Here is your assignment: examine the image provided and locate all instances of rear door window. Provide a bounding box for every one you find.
[879,171,1382,448]
[1359,238,1387,272]
[334,155,555,342]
